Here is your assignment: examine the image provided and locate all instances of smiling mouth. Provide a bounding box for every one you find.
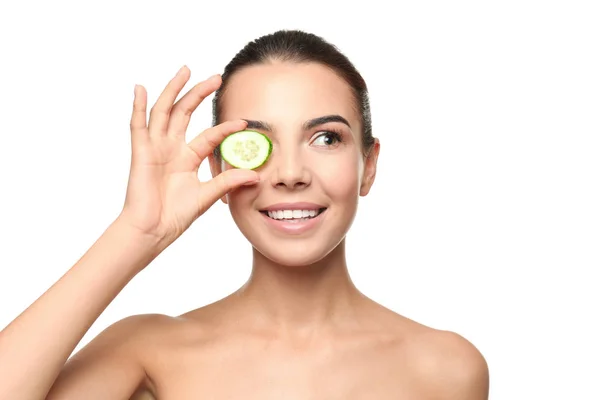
[259,208,327,221]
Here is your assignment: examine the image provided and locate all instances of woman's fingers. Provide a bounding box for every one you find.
[167,74,222,138]
[199,168,260,213]
[188,119,248,162]
[130,84,149,144]
[148,66,191,137]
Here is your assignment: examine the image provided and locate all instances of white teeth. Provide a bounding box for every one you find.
[266,209,321,220]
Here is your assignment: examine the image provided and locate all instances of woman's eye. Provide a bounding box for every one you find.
[312,131,342,147]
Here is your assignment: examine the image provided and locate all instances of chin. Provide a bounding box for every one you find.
[252,239,341,268]
[242,216,353,269]
[230,202,357,268]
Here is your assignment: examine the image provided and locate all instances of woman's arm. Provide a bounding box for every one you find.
[0,218,164,400]
[0,66,258,400]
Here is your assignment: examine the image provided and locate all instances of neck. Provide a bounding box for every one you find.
[232,238,364,334]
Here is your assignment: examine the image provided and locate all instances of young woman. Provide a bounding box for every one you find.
[0,30,489,399]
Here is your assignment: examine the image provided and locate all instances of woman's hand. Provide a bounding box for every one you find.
[117,66,258,246]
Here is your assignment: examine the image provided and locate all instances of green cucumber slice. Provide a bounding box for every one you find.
[220,130,272,169]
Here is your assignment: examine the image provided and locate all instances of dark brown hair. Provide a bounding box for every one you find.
[212,29,374,159]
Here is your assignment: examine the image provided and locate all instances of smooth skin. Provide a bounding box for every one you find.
[0,64,489,400]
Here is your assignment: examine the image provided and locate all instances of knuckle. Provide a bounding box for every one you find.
[200,132,218,151]
[173,104,193,118]
[205,134,219,149]
[133,102,146,112]
[149,105,168,117]
[129,119,141,129]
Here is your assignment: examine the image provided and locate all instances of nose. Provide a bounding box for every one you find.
[269,145,311,190]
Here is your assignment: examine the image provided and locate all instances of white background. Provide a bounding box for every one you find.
[0,0,598,398]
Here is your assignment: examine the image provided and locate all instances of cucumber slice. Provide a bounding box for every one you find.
[220,130,272,169]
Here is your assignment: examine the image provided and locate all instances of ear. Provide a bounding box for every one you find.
[360,138,380,197]
[208,153,229,204]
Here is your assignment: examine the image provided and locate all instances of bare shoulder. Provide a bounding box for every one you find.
[110,311,208,344]
[103,312,178,351]
[46,313,174,400]
[365,303,489,399]
[107,313,176,397]
[410,327,489,399]
[108,312,209,399]
[382,309,489,399]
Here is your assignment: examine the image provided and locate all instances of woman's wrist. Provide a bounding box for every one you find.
[105,216,170,273]
[112,215,170,250]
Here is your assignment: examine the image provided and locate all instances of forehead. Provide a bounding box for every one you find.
[220,61,359,129]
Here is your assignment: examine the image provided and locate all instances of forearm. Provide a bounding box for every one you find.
[0,218,163,400]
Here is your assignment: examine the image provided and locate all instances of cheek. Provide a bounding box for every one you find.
[227,189,258,233]
[223,165,256,212]
[314,152,362,199]
[227,186,253,208]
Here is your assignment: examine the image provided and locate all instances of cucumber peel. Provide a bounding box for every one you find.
[220,130,272,169]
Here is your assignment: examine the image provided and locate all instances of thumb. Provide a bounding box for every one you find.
[201,169,260,206]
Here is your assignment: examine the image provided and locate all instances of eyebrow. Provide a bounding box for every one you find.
[242,114,351,133]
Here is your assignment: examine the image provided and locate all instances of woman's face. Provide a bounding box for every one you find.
[211,61,378,267]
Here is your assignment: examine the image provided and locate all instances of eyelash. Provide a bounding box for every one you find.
[312,129,344,147]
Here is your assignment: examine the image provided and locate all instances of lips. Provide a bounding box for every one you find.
[263,208,326,222]
[258,202,328,235]
[260,202,326,212]
[259,202,327,221]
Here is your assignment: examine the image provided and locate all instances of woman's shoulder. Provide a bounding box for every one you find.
[410,327,489,398]
[112,301,238,356]
[378,307,489,399]
[112,309,217,345]
[107,311,217,399]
